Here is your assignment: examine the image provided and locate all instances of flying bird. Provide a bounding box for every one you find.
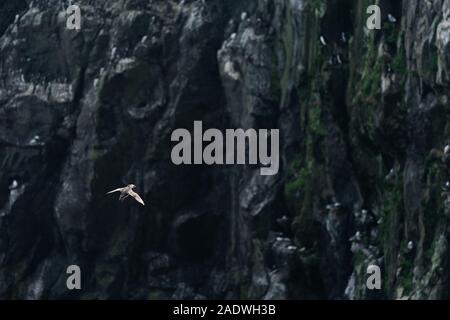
[107,184,145,206]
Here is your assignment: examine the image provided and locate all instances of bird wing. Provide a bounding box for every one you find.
[107,188,124,194]
[128,190,145,206]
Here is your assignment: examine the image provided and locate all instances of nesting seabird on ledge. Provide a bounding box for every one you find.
[387,14,397,23]
[107,184,145,206]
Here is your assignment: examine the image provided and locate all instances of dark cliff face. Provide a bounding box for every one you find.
[0,0,449,300]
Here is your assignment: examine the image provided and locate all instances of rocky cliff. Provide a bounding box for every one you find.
[0,0,449,299]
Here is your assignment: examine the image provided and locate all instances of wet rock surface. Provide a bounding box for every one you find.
[0,0,449,299]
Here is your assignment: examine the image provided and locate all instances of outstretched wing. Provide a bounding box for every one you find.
[128,190,145,206]
[107,188,124,194]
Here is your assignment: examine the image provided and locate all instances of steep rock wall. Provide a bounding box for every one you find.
[0,0,449,300]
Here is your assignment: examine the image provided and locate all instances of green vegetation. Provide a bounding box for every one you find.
[309,102,326,137]
[271,1,296,105]
[358,33,381,97]
[280,5,295,107]
[285,163,313,202]
[379,169,403,243]
[282,0,332,250]
[88,149,103,161]
[398,257,414,295]
[351,37,380,141]
[384,21,400,46]
[392,45,407,76]
[382,178,403,218]
[361,62,382,97]
[423,237,436,268]
[308,0,326,17]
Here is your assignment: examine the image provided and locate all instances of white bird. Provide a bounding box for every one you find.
[111,47,117,58]
[386,168,395,180]
[30,135,41,145]
[349,231,362,242]
[444,145,450,154]
[407,241,414,250]
[241,12,247,21]
[107,184,145,206]
[320,35,327,46]
[388,14,397,23]
[9,180,18,190]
